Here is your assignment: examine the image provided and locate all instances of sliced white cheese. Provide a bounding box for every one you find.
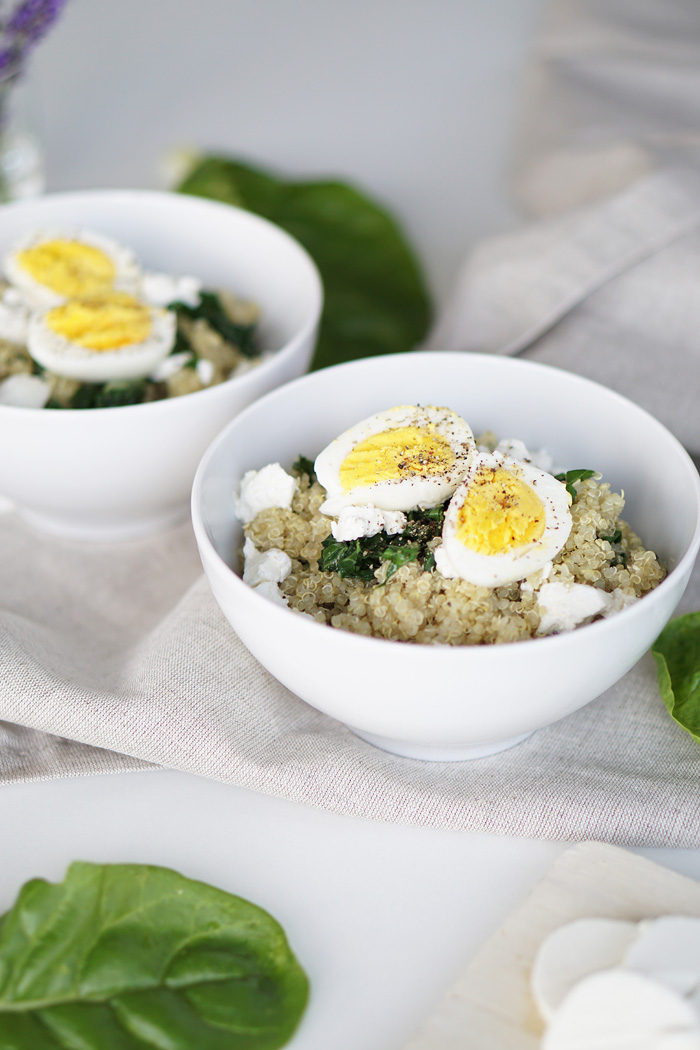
[623,917,700,998]
[542,969,700,1050]
[532,917,638,1021]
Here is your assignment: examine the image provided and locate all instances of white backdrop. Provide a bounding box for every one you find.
[23,0,544,310]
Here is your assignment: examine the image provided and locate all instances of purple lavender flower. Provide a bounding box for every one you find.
[0,0,67,75]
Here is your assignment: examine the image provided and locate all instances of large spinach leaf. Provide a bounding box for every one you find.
[651,611,700,745]
[0,862,309,1049]
[177,155,432,370]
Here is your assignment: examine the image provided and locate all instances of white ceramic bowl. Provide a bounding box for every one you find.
[0,190,322,540]
[191,352,700,761]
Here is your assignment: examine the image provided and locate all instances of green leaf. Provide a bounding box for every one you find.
[381,544,419,581]
[291,456,317,484]
[317,502,447,583]
[177,156,432,370]
[173,292,258,358]
[554,468,597,501]
[0,862,309,1049]
[70,381,148,410]
[651,611,700,745]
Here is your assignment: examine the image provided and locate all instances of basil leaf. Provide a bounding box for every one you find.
[554,468,597,501]
[0,862,309,1049]
[177,156,432,371]
[651,611,700,746]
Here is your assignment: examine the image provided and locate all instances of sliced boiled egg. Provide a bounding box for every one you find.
[439,449,572,587]
[315,404,475,515]
[4,228,141,309]
[27,293,176,382]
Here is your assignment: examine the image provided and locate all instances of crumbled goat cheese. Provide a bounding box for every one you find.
[537,581,613,635]
[195,358,215,386]
[242,537,291,605]
[495,437,554,473]
[235,464,298,523]
[0,372,51,408]
[251,579,289,606]
[141,272,202,308]
[149,351,193,381]
[331,505,407,541]
[0,287,31,345]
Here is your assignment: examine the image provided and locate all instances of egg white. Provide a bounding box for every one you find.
[315,404,476,515]
[4,228,141,309]
[440,450,572,587]
[27,301,177,382]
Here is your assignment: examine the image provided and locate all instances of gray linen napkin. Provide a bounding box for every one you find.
[1,504,699,847]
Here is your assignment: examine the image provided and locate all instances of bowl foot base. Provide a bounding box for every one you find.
[347,727,535,762]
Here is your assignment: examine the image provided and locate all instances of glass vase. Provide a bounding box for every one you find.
[0,68,45,203]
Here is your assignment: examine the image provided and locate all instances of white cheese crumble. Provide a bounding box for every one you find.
[331,505,407,541]
[149,350,193,381]
[495,437,554,473]
[0,287,31,345]
[235,464,298,523]
[141,271,202,308]
[0,372,51,408]
[195,358,215,386]
[242,537,291,606]
[536,581,612,635]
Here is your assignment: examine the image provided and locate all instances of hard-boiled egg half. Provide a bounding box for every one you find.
[4,229,141,309]
[315,405,476,515]
[438,449,572,587]
[27,293,177,382]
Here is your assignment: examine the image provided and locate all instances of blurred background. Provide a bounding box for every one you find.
[19,0,545,313]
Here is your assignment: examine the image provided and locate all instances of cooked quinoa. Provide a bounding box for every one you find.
[244,466,666,646]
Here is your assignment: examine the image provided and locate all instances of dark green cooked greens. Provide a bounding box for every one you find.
[0,861,309,1049]
[319,502,446,582]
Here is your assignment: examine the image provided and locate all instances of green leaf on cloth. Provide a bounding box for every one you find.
[651,611,700,745]
[0,861,309,1048]
[176,155,432,370]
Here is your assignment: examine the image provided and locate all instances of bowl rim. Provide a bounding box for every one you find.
[0,188,324,420]
[191,350,700,658]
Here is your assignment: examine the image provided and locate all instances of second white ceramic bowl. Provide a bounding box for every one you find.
[0,190,322,540]
[192,352,700,760]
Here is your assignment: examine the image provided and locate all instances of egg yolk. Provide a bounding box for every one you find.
[17,239,116,298]
[46,293,152,351]
[339,426,455,490]
[455,465,545,556]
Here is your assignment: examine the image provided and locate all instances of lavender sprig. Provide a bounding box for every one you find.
[0,0,66,76]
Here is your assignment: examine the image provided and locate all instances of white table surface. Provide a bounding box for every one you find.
[4,2,699,1047]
